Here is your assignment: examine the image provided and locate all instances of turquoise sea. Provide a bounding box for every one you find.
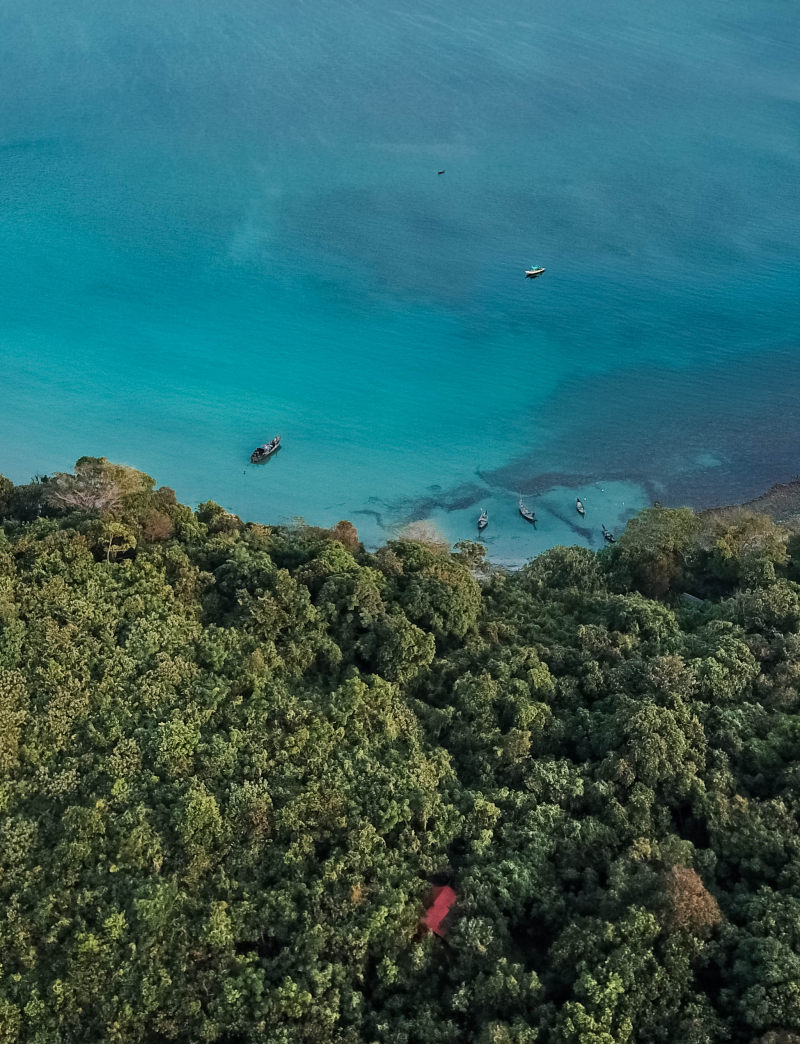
[1,0,799,563]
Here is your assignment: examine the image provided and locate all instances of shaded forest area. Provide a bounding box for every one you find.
[2,458,800,1044]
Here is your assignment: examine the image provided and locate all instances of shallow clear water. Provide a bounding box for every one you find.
[1,0,799,561]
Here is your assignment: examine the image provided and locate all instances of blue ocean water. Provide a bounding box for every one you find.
[1,0,799,562]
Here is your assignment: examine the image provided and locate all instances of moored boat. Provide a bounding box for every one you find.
[525,266,546,279]
[477,509,488,532]
[602,524,616,544]
[576,497,585,516]
[250,435,281,463]
[519,497,536,525]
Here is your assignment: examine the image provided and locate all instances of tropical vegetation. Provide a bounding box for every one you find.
[1,458,800,1043]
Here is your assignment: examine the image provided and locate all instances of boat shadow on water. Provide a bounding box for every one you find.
[541,505,595,544]
[250,446,282,465]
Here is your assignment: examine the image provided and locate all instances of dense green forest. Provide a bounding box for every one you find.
[2,458,800,1044]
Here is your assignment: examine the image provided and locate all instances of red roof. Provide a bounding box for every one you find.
[421,885,456,937]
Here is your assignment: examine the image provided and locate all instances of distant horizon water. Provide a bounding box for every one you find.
[1,0,799,562]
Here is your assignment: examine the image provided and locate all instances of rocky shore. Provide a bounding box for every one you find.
[703,478,800,527]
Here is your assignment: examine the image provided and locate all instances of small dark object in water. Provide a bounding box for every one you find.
[525,266,546,279]
[477,509,488,532]
[250,435,281,463]
[437,169,446,175]
[602,524,616,544]
[576,497,585,516]
[519,497,536,526]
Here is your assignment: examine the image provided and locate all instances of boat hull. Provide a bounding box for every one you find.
[251,450,279,464]
[250,438,282,463]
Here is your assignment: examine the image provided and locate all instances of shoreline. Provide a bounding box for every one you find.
[471,475,800,571]
[702,477,800,526]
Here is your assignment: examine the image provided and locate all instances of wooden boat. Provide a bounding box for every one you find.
[477,510,488,532]
[576,497,585,516]
[250,435,281,463]
[602,524,616,544]
[519,497,536,525]
[525,266,546,279]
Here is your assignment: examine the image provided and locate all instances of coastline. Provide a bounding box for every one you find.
[471,475,800,571]
[703,477,800,527]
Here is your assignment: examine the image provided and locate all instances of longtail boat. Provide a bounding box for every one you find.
[519,497,536,525]
[250,435,281,463]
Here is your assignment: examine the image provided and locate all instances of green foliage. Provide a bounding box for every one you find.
[0,463,799,1042]
[0,473,13,513]
[387,539,482,642]
[703,509,789,586]
[45,456,157,518]
[607,506,700,597]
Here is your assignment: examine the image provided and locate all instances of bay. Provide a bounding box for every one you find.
[1,0,798,562]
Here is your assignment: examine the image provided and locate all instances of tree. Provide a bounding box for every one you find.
[607,507,700,598]
[0,473,13,515]
[45,456,154,516]
[662,867,721,936]
[702,509,788,587]
[388,541,481,643]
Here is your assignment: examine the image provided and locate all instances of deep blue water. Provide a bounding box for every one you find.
[1,0,799,561]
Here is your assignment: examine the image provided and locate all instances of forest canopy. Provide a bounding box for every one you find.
[1,458,800,1044]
